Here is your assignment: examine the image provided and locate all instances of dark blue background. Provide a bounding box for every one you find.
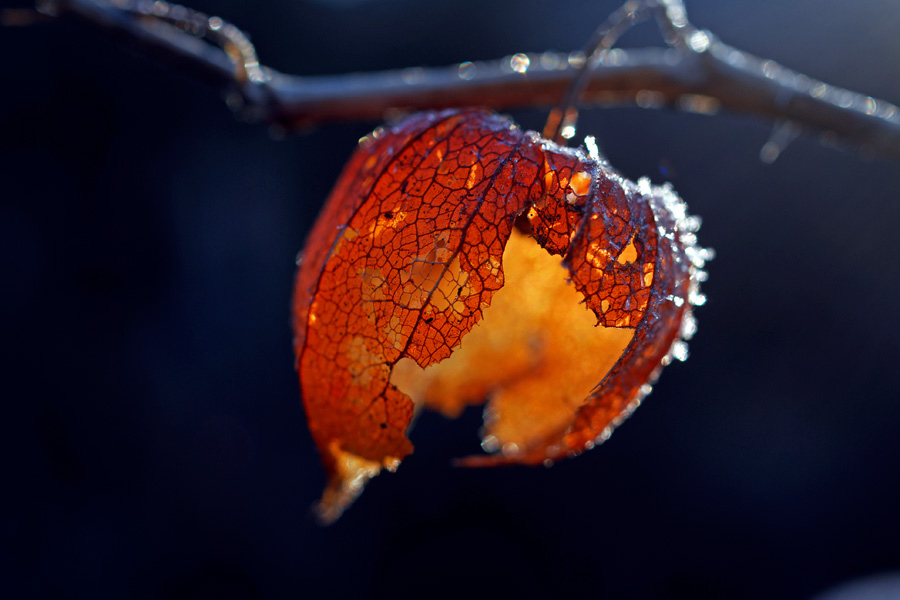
[4,0,900,598]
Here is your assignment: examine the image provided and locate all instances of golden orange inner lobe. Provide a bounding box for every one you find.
[391,228,635,455]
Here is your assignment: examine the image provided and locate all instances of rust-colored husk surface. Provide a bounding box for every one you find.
[292,109,706,523]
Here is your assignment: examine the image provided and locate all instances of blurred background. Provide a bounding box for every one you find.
[3,0,900,598]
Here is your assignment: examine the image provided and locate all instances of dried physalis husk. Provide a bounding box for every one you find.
[292,109,709,523]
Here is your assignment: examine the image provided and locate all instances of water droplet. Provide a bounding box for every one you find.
[584,136,601,161]
[668,295,685,307]
[481,434,499,453]
[603,48,626,66]
[539,51,562,70]
[838,91,855,109]
[509,53,530,74]
[689,30,710,53]
[759,118,801,164]
[567,50,586,68]
[864,97,878,115]
[666,4,687,27]
[636,90,665,109]
[672,341,689,362]
[247,65,268,84]
[680,312,697,339]
[678,94,720,115]
[401,67,424,85]
[760,142,780,164]
[811,82,828,99]
[791,74,810,93]
[457,61,476,80]
[725,48,746,67]
[502,442,521,456]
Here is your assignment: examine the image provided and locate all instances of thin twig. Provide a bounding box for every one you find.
[543,0,660,142]
[25,0,900,161]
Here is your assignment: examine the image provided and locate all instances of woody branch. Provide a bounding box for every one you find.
[16,0,900,161]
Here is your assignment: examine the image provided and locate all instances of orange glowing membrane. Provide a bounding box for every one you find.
[292,109,707,523]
